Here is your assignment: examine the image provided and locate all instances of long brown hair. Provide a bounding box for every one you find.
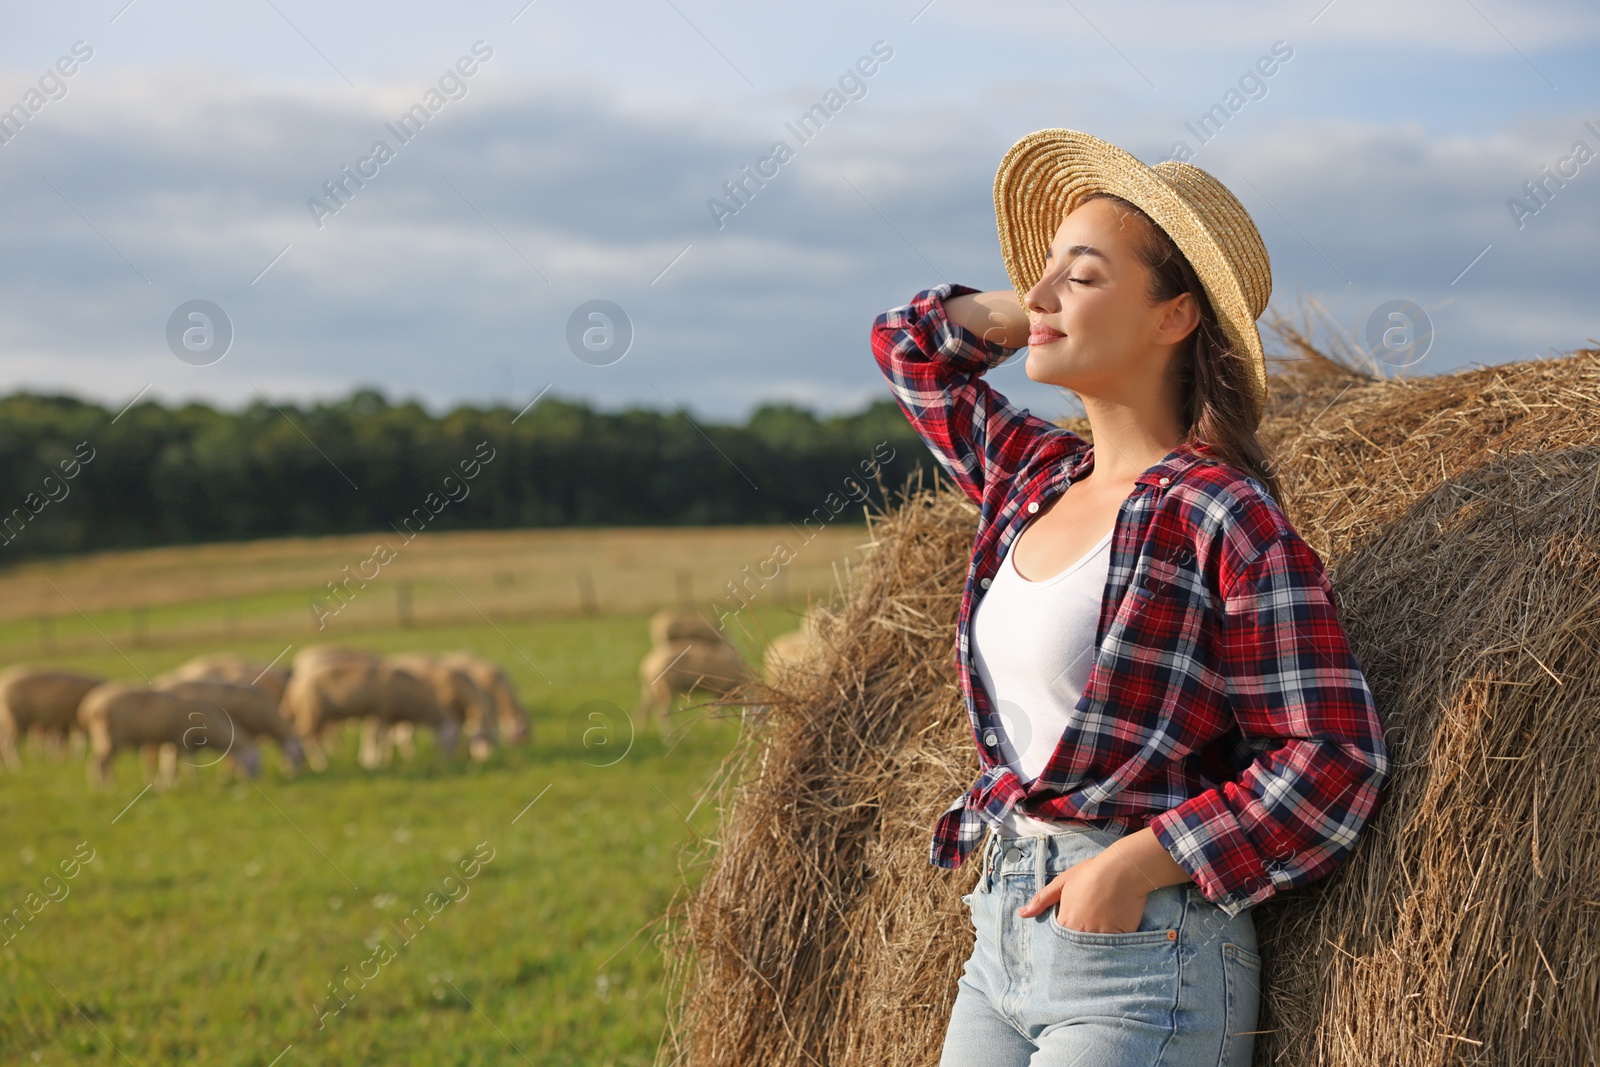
[1079,191,1284,504]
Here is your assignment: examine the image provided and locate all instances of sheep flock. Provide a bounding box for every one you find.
[1,607,825,790]
[0,646,530,789]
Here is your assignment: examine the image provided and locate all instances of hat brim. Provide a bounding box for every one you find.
[993,129,1268,407]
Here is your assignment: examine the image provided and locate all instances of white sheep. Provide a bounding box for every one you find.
[154,653,291,704]
[440,651,530,745]
[388,652,497,761]
[155,678,304,775]
[647,608,728,648]
[282,646,458,771]
[636,638,756,737]
[0,666,104,769]
[761,605,837,680]
[78,681,262,790]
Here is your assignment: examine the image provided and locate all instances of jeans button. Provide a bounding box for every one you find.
[1003,845,1023,863]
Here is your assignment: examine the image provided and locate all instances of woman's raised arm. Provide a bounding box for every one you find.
[944,289,1032,349]
[870,283,1072,506]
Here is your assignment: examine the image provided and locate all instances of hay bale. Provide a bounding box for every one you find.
[656,473,975,1067]
[657,346,1600,1067]
[1246,351,1600,1066]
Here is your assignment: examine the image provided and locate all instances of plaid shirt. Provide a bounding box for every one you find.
[871,283,1390,917]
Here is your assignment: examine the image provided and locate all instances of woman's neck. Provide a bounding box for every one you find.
[1078,393,1186,486]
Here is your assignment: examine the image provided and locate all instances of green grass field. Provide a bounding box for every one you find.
[0,526,862,1065]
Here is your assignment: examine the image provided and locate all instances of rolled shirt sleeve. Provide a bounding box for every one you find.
[870,283,1062,506]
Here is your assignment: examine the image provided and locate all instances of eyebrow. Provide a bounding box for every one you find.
[1044,243,1110,262]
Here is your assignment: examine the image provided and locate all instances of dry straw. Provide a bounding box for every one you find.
[655,326,1600,1067]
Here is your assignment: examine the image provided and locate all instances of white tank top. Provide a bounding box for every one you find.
[970,524,1114,837]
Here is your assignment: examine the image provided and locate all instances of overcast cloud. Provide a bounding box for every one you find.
[0,0,1596,422]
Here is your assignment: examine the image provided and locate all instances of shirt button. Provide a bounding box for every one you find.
[980,577,991,588]
[983,730,998,746]
[1027,501,1040,513]
[1158,476,1171,486]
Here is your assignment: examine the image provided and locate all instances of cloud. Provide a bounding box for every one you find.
[0,52,1594,422]
[919,0,1600,53]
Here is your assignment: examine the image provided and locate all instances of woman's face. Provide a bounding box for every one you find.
[1021,197,1196,399]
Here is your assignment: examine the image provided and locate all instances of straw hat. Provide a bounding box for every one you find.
[993,128,1273,407]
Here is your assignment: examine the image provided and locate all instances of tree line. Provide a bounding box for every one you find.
[0,389,942,560]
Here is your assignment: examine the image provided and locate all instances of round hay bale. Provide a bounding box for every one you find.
[656,346,1600,1067]
[1245,349,1600,1066]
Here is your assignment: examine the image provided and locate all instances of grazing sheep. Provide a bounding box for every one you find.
[648,609,727,648]
[363,661,462,770]
[0,666,104,769]
[78,682,262,790]
[155,678,304,775]
[154,653,291,704]
[282,647,458,771]
[441,652,530,745]
[388,652,497,761]
[282,646,383,769]
[762,630,814,679]
[761,605,837,680]
[636,638,756,736]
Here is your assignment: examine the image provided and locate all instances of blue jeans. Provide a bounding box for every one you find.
[940,825,1262,1066]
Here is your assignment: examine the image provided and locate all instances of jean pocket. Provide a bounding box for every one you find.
[1220,941,1263,1067]
[1038,896,1182,1026]
[1042,882,1183,946]
[1045,908,1178,946]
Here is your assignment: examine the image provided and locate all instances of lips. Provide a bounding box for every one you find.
[1028,324,1066,345]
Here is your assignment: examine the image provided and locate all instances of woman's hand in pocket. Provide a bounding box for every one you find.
[1015,849,1148,934]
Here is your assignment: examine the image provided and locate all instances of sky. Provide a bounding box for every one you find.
[1,0,1597,423]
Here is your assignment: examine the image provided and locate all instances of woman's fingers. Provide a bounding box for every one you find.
[1018,871,1068,916]
[1019,861,1149,932]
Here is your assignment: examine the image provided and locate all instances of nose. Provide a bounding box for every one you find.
[1023,266,1060,316]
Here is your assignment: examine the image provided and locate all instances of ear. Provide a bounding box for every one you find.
[1154,290,1200,346]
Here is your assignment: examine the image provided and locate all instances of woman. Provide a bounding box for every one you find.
[870,129,1389,1066]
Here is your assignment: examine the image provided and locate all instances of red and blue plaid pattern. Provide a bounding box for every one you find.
[871,283,1390,917]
